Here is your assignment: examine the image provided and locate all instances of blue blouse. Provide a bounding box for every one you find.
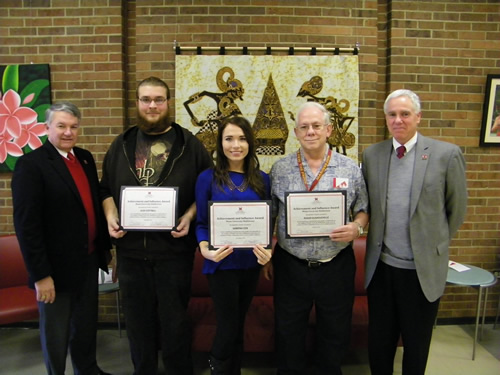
[195,168,271,274]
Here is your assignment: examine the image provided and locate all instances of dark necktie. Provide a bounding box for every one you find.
[67,153,76,163]
[396,145,406,159]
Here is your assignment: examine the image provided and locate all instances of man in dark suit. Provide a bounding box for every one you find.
[362,89,468,375]
[12,102,112,375]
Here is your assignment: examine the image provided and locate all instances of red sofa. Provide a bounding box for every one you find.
[188,237,368,352]
[0,235,38,325]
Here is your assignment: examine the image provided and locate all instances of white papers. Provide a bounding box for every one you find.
[98,270,113,284]
[448,260,470,272]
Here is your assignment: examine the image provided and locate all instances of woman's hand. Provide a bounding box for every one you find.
[253,244,272,265]
[200,242,233,263]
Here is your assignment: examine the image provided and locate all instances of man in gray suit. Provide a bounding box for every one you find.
[361,89,467,375]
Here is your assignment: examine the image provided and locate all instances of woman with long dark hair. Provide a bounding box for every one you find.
[195,116,272,374]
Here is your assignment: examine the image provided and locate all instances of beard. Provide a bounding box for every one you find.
[136,111,171,134]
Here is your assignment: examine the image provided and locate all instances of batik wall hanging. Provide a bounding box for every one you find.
[175,53,359,172]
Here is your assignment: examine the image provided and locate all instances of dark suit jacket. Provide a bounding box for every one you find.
[362,134,467,302]
[12,141,111,292]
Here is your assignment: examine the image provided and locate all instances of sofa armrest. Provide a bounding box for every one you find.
[353,236,367,296]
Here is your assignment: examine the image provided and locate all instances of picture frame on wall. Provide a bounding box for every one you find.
[479,74,500,146]
[0,64,51,172]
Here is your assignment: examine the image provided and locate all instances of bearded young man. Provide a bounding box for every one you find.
[100,77,213,375]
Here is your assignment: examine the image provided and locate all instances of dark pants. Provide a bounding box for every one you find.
[367,261,440,375]
[38,252,99,375]
[274,244,355,375]
[207,266,261,360]
[118,255,193,375]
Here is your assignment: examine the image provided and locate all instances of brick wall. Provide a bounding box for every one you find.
[0,0,499,322]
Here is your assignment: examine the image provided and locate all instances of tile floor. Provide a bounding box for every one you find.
[0,324,499,374]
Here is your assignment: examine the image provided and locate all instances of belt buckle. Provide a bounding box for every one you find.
[306,260,321,268]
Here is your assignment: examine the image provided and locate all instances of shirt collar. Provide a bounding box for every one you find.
[393,132,418,153]
[54,146,74,160]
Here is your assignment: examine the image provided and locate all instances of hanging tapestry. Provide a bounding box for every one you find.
[175,55,359,172]
[0,64,51,172]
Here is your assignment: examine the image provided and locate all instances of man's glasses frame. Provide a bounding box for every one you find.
[138,97,167,105]
[296,123,328,133]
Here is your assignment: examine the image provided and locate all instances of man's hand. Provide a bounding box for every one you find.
[172,202,196,238]
[35,276,55,304]
[253,244,272,266]
[106,216,127,239]
[329,222,359,242]
[103,197,127,239]
[171,215,190,238]
[262,262,274,281]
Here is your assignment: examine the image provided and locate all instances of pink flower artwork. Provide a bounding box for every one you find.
[0,89,47,164]
[0,63,51,171]
[0,89,39,139]
[0,131,23,163]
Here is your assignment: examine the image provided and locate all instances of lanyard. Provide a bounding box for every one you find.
[297,148,332,191]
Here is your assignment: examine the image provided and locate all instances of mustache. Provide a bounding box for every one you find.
[136,112,171,134]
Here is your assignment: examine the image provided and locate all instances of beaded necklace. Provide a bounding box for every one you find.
[227,173,249,192]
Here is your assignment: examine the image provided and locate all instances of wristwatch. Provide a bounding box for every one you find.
[354,222,364,237]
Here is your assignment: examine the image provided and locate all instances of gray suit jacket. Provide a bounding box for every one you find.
[362,134,467,302]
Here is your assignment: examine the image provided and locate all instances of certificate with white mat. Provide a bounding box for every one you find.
[119,186,178,231]
[285,191,346,238]
[208,200,272,250]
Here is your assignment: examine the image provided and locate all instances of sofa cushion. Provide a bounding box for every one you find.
[0,236,39,325]
[0,286,38,325]
[0,235,29,288]
[189,237,370,352]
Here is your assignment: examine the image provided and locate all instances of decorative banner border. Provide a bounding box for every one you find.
[175,55,359,172]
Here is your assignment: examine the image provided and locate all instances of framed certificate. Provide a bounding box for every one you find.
[285,191,346,238]
[208,200,272,250]
[119,186,178,231]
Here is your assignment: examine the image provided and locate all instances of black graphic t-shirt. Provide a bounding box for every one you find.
[135,129,176,186]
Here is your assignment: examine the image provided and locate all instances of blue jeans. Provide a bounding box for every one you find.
[118,255,193,375]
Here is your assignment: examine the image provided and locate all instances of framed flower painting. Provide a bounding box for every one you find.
[0,64,51,172]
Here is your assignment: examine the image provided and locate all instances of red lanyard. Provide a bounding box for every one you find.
[297,148,332,191]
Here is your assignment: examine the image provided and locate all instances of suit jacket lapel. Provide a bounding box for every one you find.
[45,142,83,207]
[410,134,430,217]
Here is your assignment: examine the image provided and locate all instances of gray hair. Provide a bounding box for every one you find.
[383,89,421,115]
[295,101,330,127]
[45,102,81,125]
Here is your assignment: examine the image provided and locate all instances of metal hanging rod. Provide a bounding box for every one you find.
[173,42,359,55]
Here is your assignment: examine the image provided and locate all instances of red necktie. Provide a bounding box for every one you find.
[396,145,406,159]
[67,153,76,163]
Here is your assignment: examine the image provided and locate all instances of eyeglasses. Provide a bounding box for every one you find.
[138,97,167,105]
[296,124,326,133]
